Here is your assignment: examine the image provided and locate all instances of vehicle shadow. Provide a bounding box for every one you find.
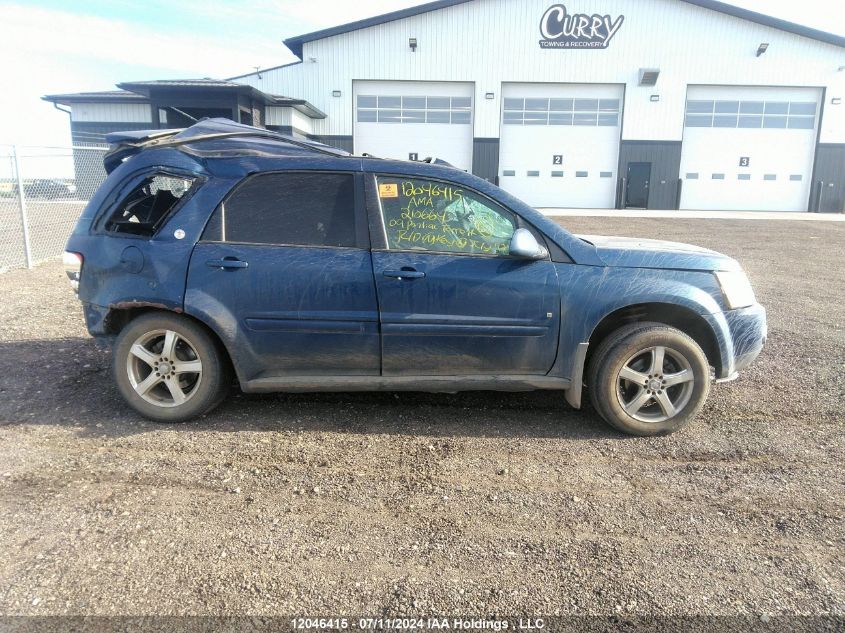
[0,337,617,440]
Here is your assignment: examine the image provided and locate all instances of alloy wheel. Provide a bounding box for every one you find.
[125,329,203,407]
[615,345,695,423]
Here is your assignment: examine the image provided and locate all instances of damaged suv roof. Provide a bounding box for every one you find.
[103,118,352,173]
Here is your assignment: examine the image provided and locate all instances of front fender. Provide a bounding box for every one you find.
[552,264,731,405]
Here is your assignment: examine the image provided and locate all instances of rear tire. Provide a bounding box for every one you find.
[113,312,230,423]
[587,322,710,436]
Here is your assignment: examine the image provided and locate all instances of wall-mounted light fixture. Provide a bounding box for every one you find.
[409,37,418,52]
[838,66,845,72]
[756,43,769,57]
[650,94,660,102]
[332,90,342,97]
[832,97,842,105]
[485,92,495,100]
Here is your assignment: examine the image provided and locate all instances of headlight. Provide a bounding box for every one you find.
[714,270,756,310]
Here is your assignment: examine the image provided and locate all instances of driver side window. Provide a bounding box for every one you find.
[376,176,516,256]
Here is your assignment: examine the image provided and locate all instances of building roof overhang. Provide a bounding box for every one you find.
[44,81,326,119]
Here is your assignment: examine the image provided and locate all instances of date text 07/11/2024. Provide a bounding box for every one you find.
[290,617,546,630]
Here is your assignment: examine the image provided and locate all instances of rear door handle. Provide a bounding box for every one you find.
[383,269,425,280]
[206,258,249,269]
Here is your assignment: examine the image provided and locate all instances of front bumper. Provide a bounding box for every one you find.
[720,303,767,377]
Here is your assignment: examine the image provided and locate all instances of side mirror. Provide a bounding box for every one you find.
[509,228,549,260]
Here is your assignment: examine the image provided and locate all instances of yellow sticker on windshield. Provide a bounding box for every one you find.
[378,183,398,198]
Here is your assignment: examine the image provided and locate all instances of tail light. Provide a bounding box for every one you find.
[62,251,83,293]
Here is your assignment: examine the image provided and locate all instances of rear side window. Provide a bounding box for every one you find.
[205,172,356,247]
[104,173,196,236]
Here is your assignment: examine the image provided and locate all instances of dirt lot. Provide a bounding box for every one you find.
[0,218,843,622]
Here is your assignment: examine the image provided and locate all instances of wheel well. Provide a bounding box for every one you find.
[586,303,722,374]
[104,307,235,373]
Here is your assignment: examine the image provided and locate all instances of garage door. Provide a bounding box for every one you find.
[353,81,473,171]
[498,83,623,208]
[679,86,821,211]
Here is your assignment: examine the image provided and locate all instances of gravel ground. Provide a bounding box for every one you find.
[0,218,843,623]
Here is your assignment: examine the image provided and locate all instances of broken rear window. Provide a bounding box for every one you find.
[103,173,196,236]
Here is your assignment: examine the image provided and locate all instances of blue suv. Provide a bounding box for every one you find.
[64,119,766,436]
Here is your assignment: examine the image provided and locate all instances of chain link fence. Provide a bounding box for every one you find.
[0,144,109,271]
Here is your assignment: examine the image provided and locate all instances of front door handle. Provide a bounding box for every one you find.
[383,269,425,280]
[206,258,249,269]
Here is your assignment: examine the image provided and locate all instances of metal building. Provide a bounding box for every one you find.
[45,0,845,212]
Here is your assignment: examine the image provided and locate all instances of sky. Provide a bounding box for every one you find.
[0,0,843,149]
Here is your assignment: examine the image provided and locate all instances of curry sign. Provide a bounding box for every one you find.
[539,4,625,49]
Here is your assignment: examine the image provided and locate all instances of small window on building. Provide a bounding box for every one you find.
[685,115,712,127]
[574,99,599,111]
[502,170,516,177]
[549,112,573,125]
[738,174,751,180]
[204,172,356,247]
[738,115,762,128]
[427,97,451,110]
[450,111,471,124]
[378,96,401,109]
[427,110,451,124]
[686,100,714,114]
[551,171,564,177]
[739,101,764,114]
[686,173,699,180]
[402,96,426,109]
[762,116,787,129]
[576,171,588,178]
[764,174,777,181]
[357,109,377,123]
[527,170,540,177]
[715,100,740,114]
[764,102,789,115]
[600,172,613,178]
[712,173,725,180]
[574,113,597,126]
[525,98,549,111]
[402,110,426,123]
[787,117,814,129]
[524,111,547,125]
[377,111,402,123]
[550,99,573,111]
[713,115,738,128]
[790,174,803,181]
[104,173,196,237]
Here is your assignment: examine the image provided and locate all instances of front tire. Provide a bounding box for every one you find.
[113,312,230,423]
[587,323,710,436]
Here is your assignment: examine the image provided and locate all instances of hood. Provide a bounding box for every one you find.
[577,234,741,272]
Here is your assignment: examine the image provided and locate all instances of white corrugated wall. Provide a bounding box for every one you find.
[238,0,844,143]
[70,103,152,123]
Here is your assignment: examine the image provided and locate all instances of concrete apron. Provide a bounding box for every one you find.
[539,209,845,221]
